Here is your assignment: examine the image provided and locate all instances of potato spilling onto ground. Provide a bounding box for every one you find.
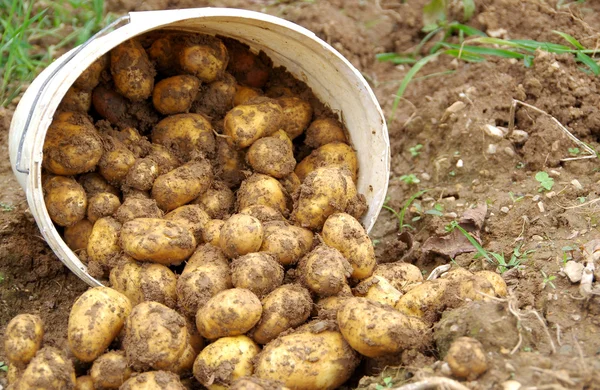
[4,314,44,367]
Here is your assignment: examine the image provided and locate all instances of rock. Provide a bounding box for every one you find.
[532,195,541,202]
[537,202,545,213]
[571,179,583,190]
[509,130,529,144]
[487,144,498,154]
[500,207,509,214]
[503,147,515,157]
[502,380,522,390]
[563,261,584,283]
[483,124,506,139]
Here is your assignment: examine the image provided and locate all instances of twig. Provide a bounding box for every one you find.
[390,377,470,390]
[560,198,600,210]
[530,367,576,386]
[511,331,523,355]
[427,264,452,281]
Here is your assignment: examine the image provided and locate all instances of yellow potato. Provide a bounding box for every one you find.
[59,86,92,112]
[298,245,352,296]
[237,174,290,217]
[353,276,403,308]
[108,126,150,158]
[151,114,215,161]
[74,55,108,91]
[315,294,352,318]
[90,350,134,389]
[219,214,264,258]
[87,217,122,268]
[120,371,186,390]
[278,172,301,198]
[194,72,237,117]
[165,204,211,243]
[44,175,87,227]
[173,342,197,375]
[223,97,283,148]
[138,263,178,308]
[230,377,290,390]
[125,157,160,191]
[87,192,121,223]
[98,135,137,185]
[114,197,163,224]
[152,75,201,115]
[147,144,181,175]
[216,137,248,188]
[179,38,228,83]
[259,221,314,266]
[304,118,347,149]
[193,180,235,219]
[202,219,225,247]
[109,258,143,305]
[246,131,296,179]
[231,253,284,297]
[78,172,119,197]
[148,35,177,73]
[395,279,450,323]
[295,142,358,183]
[110,39,155,101]
[476,270,508,297]
[240,205,284,224]
[151,159,213,212]
[445,337,488,380]
[75,375,95,390]
[16,347,76,389]
[234,85,262,106]
[4,314,44,366]
[373,262,424,292]
[277,96,313,140]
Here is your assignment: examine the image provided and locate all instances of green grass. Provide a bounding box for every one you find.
[383,190,428,232]
[0,0,114,106]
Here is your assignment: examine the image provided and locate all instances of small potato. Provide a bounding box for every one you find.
[203,219,225,247]
[226,40,270,88]
[476,270,508,297]
[59,86,92,112]
[43,111,103,175]
[120,218,196,265]
[353,276,403,308]
[237,173,290,217]
[304,118,347,149]
[123,301,188,371]
[87,217,121,268]
[173,343,197,375]
[76,375,95,390]
[454,274,495,304]
[316,294,352,318]
[193,336,260,389]
[153,75,201,115]
[109,259,143,305]
[247,131,296,178]
[219,214,264,258]
[148,35,177,73]
[337,297,428,357]
[148,144,181,174]
[223,97,283,149]
[109,127,151,158]
[79,173,119,197]
[68,287,132,362]
[231,253,284,297]
[192,180,235,219]
[87,192,121,223]
[252,284,312,344]
[179,39,228,83]
[139,263,178,308]
[196,288,262,339]
[277,97,313,140]
[194,72,237,117]
[74,55,108,91]
[114,197,163,223]
[90,350,134,389]
[92,84,130,126]
[110,39,155,101]
[233,85,262,106]
[177,259,232,317]
[165,204,211,242]
[239,205,284,223]
[395,279,450,324]
[120,371,186,390]
[445,337,488,380]
[322,213,376,280]
[152,159,213,212]
[298,245,352,296]
[125,157,160,191]
[182,242,229,274]
[152,114,215,161]
[259,221,314,266]
[44,176,87,227]
[16,347,76,389]
[98,136,136,185]
[4,314,44,367]
[215,137,247,188]
[64,219,94,252]
[278,173,301,199]
[295,142,358,183]
[373,262,424,292]
[230,377,289,390]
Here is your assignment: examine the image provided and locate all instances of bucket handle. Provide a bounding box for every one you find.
[15,15,131,174]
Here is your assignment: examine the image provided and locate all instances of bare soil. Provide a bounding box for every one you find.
[2,0,600,388]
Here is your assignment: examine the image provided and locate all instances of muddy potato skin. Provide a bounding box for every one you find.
[125,157,160,191]
[59,86,92,112]
[240,205,284,224]
[90,350,133,389]
[353,276,402,308]
[152,114,215,160]
[74,55,108,91]
[322,213,376,280]
[277,96,313,140]
[298,245,352,296]
[203,219,225,247]
[4,314,44,367]
[259,221,313,266]
[373,262,424,292]
[395,279,450,322]
[215,137,247,188]
[120,371,186,390]
[68,287,132,362]
[15,347,76,390]
[219,214,264,258]
[79,173,119,197]
[98,136,137,185]
[194,72,237,117]
[247,131,296,179]
[476,270,508,297]
[152,159,213,212]
[234,85,261,106]
[445,337,488,380]
[304,118,347,149]
[109,259,143,305]
[138,263,178,308]
[252,284,312,344]
[44,176,87,227]
[193,336,260,389]
[110,39,155,101]
[120,218,196,265]
[196,288,262,339]
[231,253,284,297]
[87,217,122,267]
[237,173,290,217]
[87,192,121,223]
[148,144,181,175]
[64,219,93,252]
[43,111,103,175]
[295,142,358,183]
[114,197,163,223]
[164,204,211,242]
[153,75,201,115]
[230,377,290,390]
[223,97,283,148]
[76,375,95,390]
[193,180,235,219]
[179,40,228,83]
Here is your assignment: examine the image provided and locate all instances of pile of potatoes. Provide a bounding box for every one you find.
[4,31,509,389]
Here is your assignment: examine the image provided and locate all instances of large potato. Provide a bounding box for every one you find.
[147,144,181,175]
[353,276,403,308]
[90,350,134,389]
[260,222,313,266]
[44,175,87,227]
[153,75,201,115]
[68,287,132,362]
[193,336,260,390]
[237,173,290,217]
[322,213,375,280]
[151,114,215,160]
[152,159,213,211]
[193,180,235,219]
[64,219,94,252]
[110,39,155,101]
[177,261,232,317]
[277,96,313,140]
[476,270,508,297]
[202,219,225,247]
[15,347,76,389]
[373,262,424,292]
[76,375,95,390]
[98,135,137,185]
[109,258,144,305]
[196,288,262,339]
[107,127,150,158]
[215,137,248,188]
[223,97,282,148]
[219,214,264,258]
[120,218,196,265]
[91,84,130,126]
[43,111,103,175]
[120,371,186,390]
[165,204,211,243]
[138,263,178,308]
[304,118,347,149]
[298,245,352,296]
[246,130,296,179]
[295,142,358,183]
[74,55,108,91]
[125,157,160,191]
[87,217,121,268]
[114,197,163,223]
[59,86,92,112]
[395,279,450,324]
[231,253,284,297]
[179,38,228,83]
[87,192,121,223]
[4,314,44,367]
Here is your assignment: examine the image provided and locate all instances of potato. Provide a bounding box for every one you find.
[373,262,424,292]
[215,137,247,188]
[454,274,495,303]
[231,253,284,297]
[79,173,119,197]
[120,371,186,390]
[114,197,163,223]
[240,205,284,223]
[173,342,197,375]
[148,35,177,73]
[225,40,270,88]
[68,287,132,362]
[246,130,296,179]
[252,284,312,344]
[87,192,121,223]
[98,135,136,185]
[123,301,188,371]
[4,314,44,366]
[395,279,450,323]
[138,263,178,308]
[223,97,283,148]
[15,347,76,389]
[74,55,108,91]
[476,270,508,297]
[43,111,103,175]
[148,144,181,175]
[109,259,143,305]
[179,38,228,83]
[203,219,225,247]
[125,157,160,191]
[193,336,260,389]
[196,288,262,339]
[237,173,290,217]
[234,85,262,106]
[165,204,211,242]
[120,218,196,265]
[64,220,93,252]
[90,350,133,389]
[322,213,375,280]
[192,180,234,219]
[298,245,352,296]
[259,221,314,266]
[152,75,201,115]
[152,113,215,160]
[230,377,289,390]
[194,72,237,117]
[316,294,352,318]
[278,173,301,199]
[110,39,155,101]
[337,297,428,357]
[110,127,150,158]
[219,214,264,258]
[277,97,313,140]
[87,217,121,268]
[353,276,403,308]
[152,159,213,212]
[440,267,473,282]
[304,118,347,149]
[295,142,358,183]
[445,337,488,380]
[265,86,294,99]
[44,176,87,227]
[255,322,359,390]
[92,84,130,126]
[76,375,95,390]
[59,86,92,112]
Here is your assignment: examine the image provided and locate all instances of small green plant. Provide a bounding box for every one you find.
[399,174,421,185]
[0,361,7,372]
[409,144,423,157]
[375,377,394,390]
[568,147,581,156]
[541,270,557,289]
[578,196,587,203]
[0,201,14,212]
[516,162,525,169]
[383,190,427,232]
[509,192,524,203]
[425,203,444,216]
[561,246,574,265]
[535,171,554,192]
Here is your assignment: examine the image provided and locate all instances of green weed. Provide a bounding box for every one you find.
[409,144,423,157]
[541,270,557,289]
[0,201,14,212]
[399,174,420,185]
[0,361,7,372]
[535,172,554,192]
[383,190,428,232]
[375,377,393,390]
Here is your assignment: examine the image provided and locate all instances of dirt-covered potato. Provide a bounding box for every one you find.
[4,314,44,367]
[152,159,213,211]
[316,294,352,319]
[123,301,188,371]
[373,262,424,292]
[165,204,211,242]
[114,197,163,223]
[296,142,358,183]
[259,221,314,266]
[152,114,215,160]
[125,157,160,191]
[74,55,108,91]
[120,218,196,265]
[239,205,284,224]
[192,180,234,219]
[234,85,262,106]
[223,97,283,148]
[87,217,121,268]
[59,86,92,112]
[92,84,129,125]
[353,276,402,308]
[322,213,375,280]
[120,371,186,390]
[337,297,428,357]
[395,279,450,324]
[110,39,155,101]
[64,219,94,252]
[109,258,143,305]
[231,253,284,297]
[108,127,150,158]
[255,322,359,390]
[98,135,137,185]
[44,176,87,227]
[87,192,121,223]
[298,245,352,296]
[196,288,262,339]
[148,144,181,174]
[476,270,508,297]
[237,173,290,217]
[304,118,347,149]
[246,130,296,179]
[152,75,201,115]
[445,337,488,380]
[203,219,225,247]
[194,72,237,117]
[226,40,270,88]
[215,137,247,188]
[79,173,119,197]
[68,287,132,362]
[148,35,177,73]
[43,111,103,175]
[230,377,289,390]
[76,375,95,390]
[277,96,313,140]
[278,172,301,198]
[179,38,228,83]
[252,284,312,344]
[16,347,76,389]
[219,214,264,258]
[193,335,260,390]
[90,350,134,389]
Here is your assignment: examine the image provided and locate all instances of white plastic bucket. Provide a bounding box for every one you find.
[8,8,390,287]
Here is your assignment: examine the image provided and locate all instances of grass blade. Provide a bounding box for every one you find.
[553,30,585,50]
[423,0,447,32]
[462,0,475,21]
[376,53,417,64]
[443,49,485,62]
[576,51,600,75]
[449,22,486,37]
[442,42,526,59]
